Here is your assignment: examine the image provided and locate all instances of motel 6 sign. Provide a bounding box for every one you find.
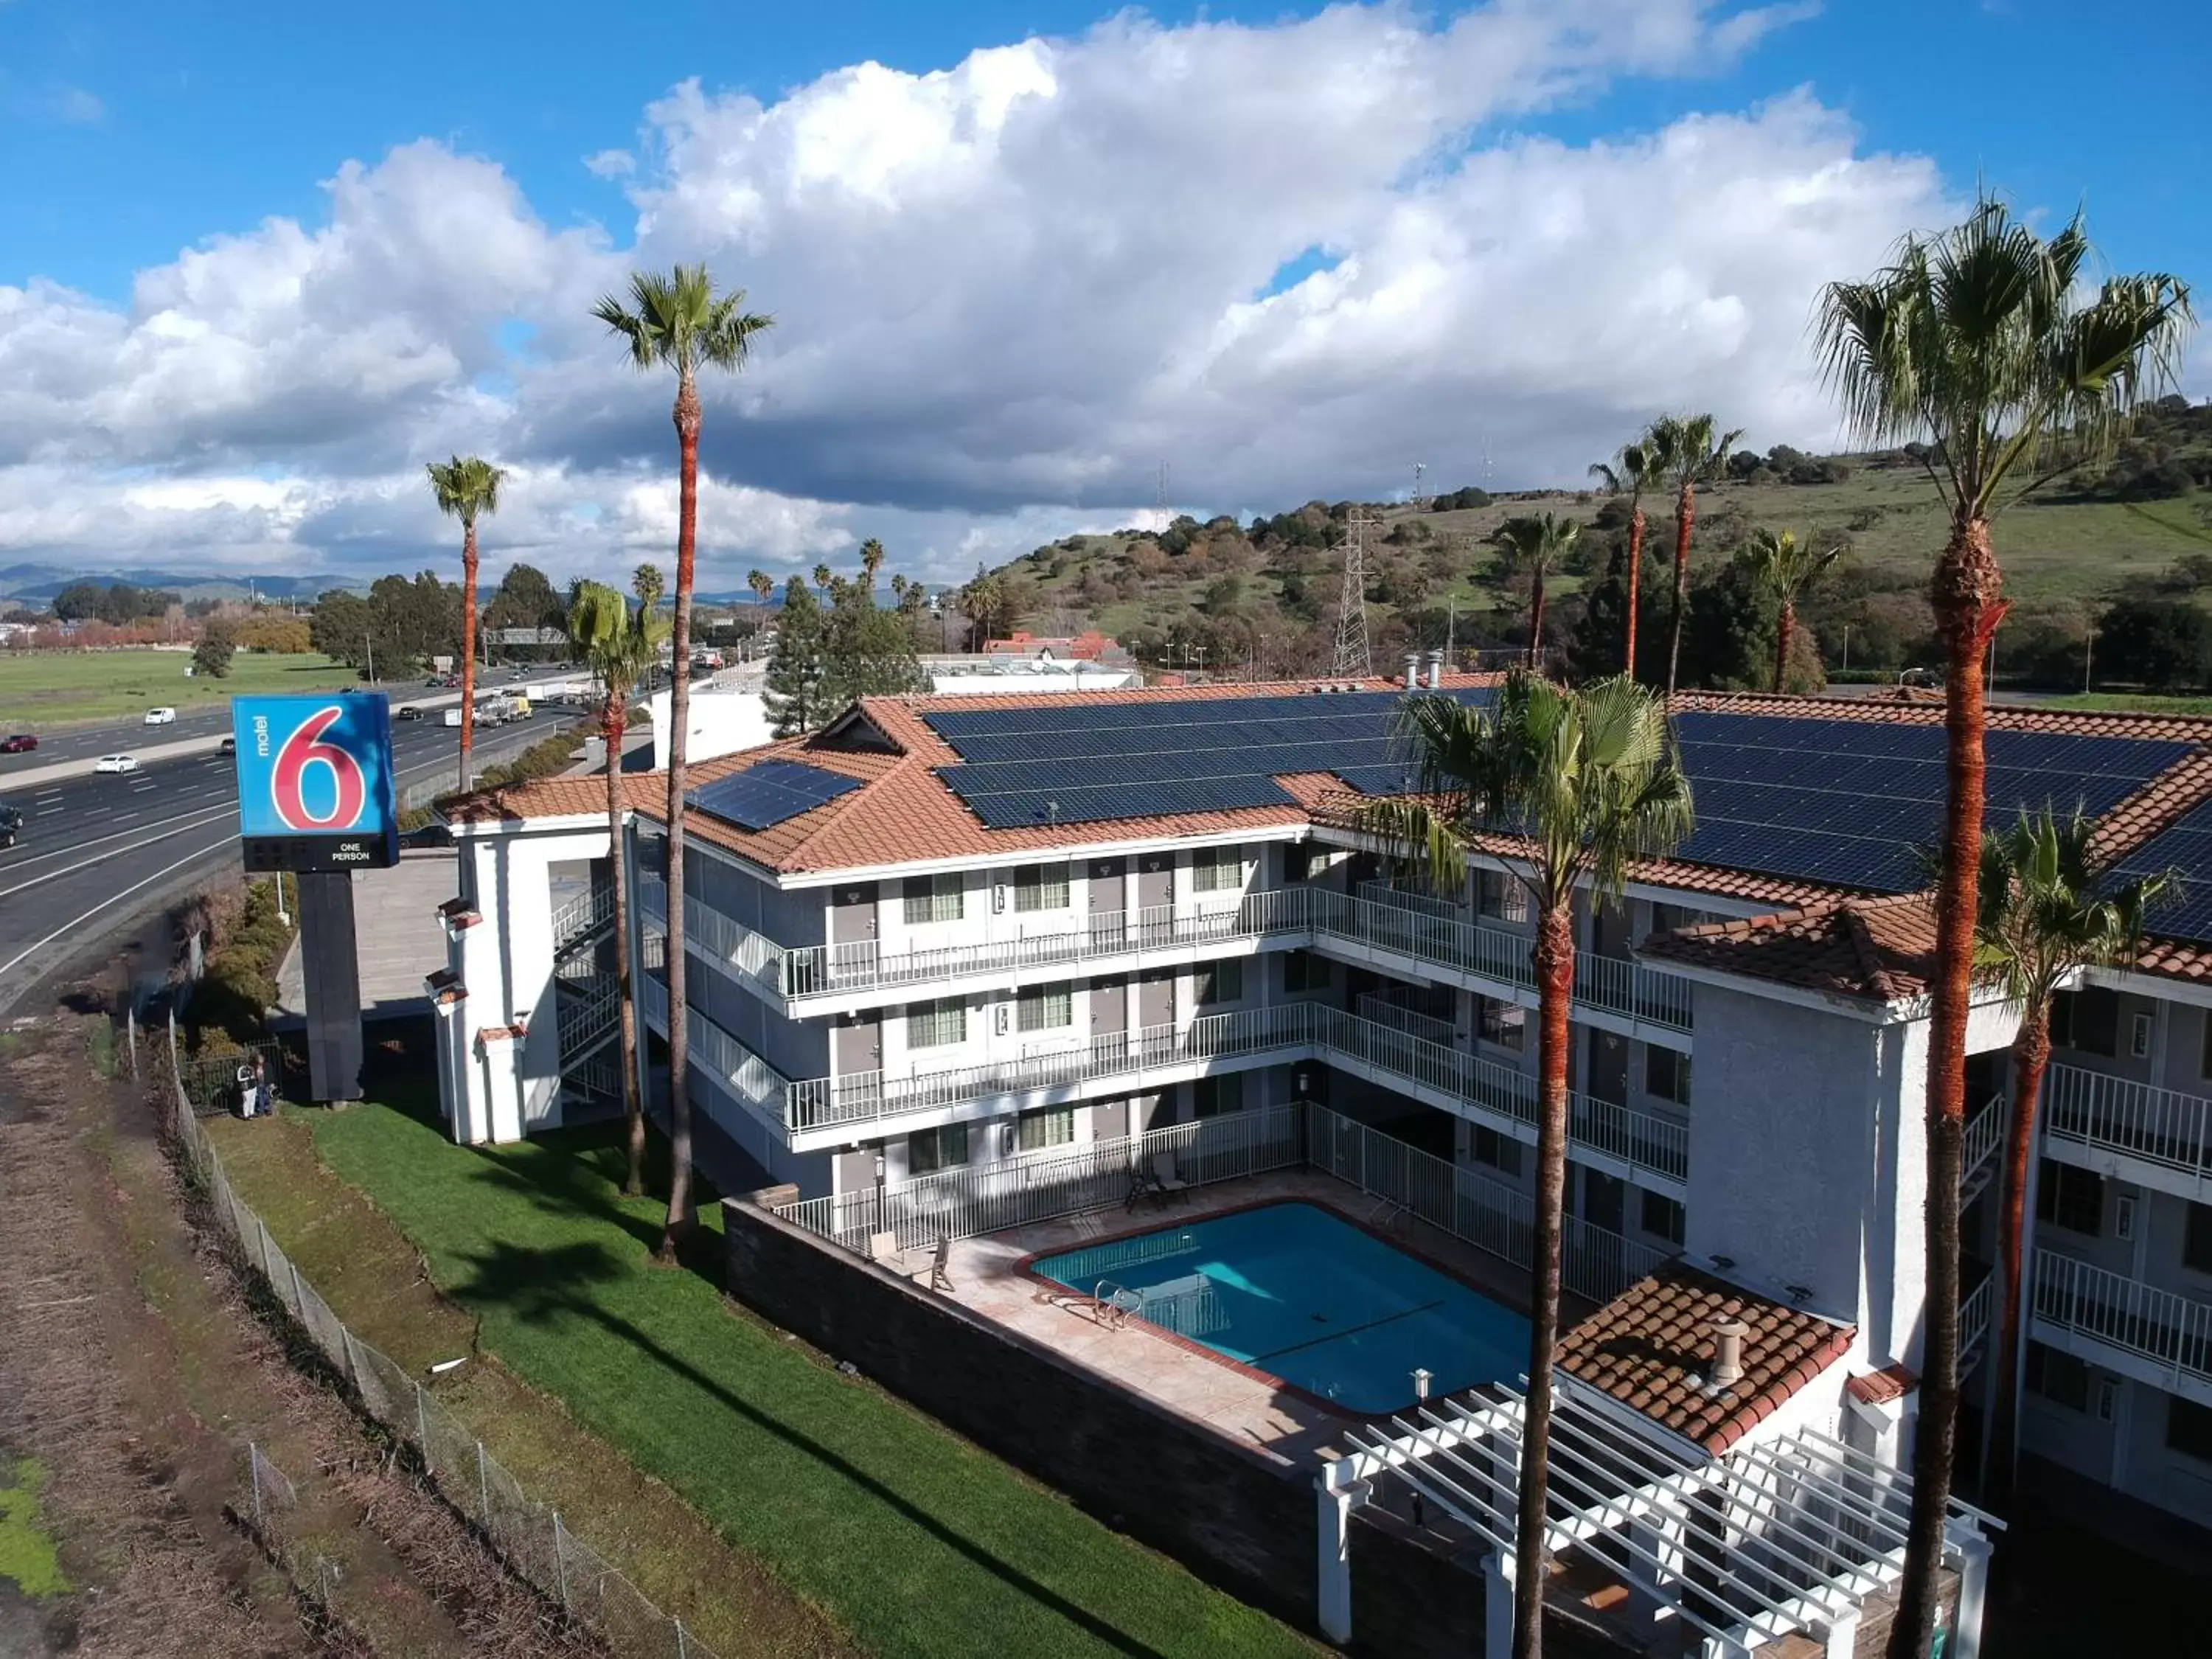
[231,693,400,873]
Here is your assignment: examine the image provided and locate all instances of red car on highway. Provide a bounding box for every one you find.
[0,734,36,754]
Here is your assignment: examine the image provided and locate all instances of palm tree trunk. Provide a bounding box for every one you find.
[607,696,647,1199]
[1513,906,1575,1659]
[1888,514,2004,1659]
[1989,1012,2051,1503]
[1773,599,1795,694]
[459,520,479,787]
[1528,571,1547,671]
[1624,507,1644,680]
[1665,484,1694,699]
[658,372,702,1262]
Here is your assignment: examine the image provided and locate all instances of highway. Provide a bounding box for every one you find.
[0,704,567,1014]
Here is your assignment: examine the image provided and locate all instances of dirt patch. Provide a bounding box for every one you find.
[0,1012,612,1658]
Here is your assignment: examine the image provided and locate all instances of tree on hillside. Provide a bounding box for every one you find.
[1970,809,2172,1501]
[52,582,105,622]
[2096,596,2212,690]
[485,560,563,646]
[765,575,825,737]
[1362,675,1692,1659]
[1587,437,1655,676]
[192,619,238,679]
[595,263,773,1262]
[568,577,669,1200]
[425,455,506,791]
[1645,413,1742,698]
[1495,513,1579,669]
[1818,195,2193,1659]
[1749,529,1843,693]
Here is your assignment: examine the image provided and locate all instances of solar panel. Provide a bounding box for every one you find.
[922,687,1489,829]
[1671,713,2197,894]
[687,760,862,832]
[2113,795,2212,943]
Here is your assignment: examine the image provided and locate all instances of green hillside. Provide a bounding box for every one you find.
[983,396,2212,689]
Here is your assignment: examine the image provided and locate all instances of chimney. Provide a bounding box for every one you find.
[1426,648,1445,689]
[1403,653,1421,691]
[1708,1318,1749,1391]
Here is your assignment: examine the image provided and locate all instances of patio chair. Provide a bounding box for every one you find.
[1125,1164,1163,1211]
[866,1232,918,1273]
[925,1235,954,1293]
[1151,1152,1190,1200]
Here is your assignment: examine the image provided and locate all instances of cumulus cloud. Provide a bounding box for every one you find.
[0,0,1984,591]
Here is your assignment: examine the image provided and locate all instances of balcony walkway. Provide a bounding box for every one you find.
[2032,1248,2212,1405]
[2044,1062,2212,1201]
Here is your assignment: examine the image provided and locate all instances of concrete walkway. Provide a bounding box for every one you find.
[274,847,458,1024]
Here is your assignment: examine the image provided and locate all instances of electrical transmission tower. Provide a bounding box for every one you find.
[1154,462,1170,515]
[1411,461,1427,510]
[1332,512,1377,678]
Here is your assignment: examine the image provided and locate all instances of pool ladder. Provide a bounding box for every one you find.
[1093,1279,1143,1331]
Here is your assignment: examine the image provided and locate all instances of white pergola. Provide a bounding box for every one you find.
[1315,1380,1999,1658]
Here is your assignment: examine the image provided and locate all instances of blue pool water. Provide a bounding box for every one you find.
[1032,1201,1529,1413]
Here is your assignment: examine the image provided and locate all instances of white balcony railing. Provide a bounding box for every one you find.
[556,971,622,1058]
[638,973,793,1119]
[2045,1063,2212,1192]
[775,1099,1672,1310]
[776,999,1690,1183]
[638,875,788,1003]
[552,882,616,953]
[1960,1272,1995,1371]
[1356,992,1459,1048]
[2032,1248,2212,1392]
[1961,1093,2006,1203]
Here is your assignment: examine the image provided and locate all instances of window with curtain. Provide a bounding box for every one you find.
[1476,995,1526,1052]
[1282,950,1332,994]
[908,1122,970,1175]
[2025,1341,2090,1411]
[1017,982,1074,1032]
[902,873,964,925]
[906,998,967,1049]
[1641,1189,1686,1246]
[1195,959,1244,1006]
[1018,1106,1076,1150]
[1014,862,1071,912]
[2036,1161,2104,1237]
[1192,846,1242,893]
[1471,1124,1522,1176]
[1644,1044,1691,1105]
[1475,869,1528,922]
[1192,1072,1244,1119]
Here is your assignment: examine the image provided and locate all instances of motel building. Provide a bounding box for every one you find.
[429,667,2212,1656]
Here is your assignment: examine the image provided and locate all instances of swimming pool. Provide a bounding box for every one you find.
[1029,1200,1529,1414]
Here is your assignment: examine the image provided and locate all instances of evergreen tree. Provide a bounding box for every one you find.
[818,568,924,709]
[765,575,825,736]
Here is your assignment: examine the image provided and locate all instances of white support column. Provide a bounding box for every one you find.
[1484,1546,1514,1659]
[1815,1613,1860,1659]
[1314,1470,1368,1644]
[1946,1523,1995,1659]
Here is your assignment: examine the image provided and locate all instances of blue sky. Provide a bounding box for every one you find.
[1,1,2205,583]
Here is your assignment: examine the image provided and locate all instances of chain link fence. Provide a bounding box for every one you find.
[164,1015,724,1659]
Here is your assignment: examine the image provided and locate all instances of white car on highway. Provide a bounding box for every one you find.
[143,706,177,726]
[94,754,140,774]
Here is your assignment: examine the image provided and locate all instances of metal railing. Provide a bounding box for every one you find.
[1357,877,1471,923]
[1305,1103,1669,1306]
[2044,1063,2212,1192]
[657,878,1693,1035]
[1959,1272,1994,1371]
[774,998,1688,1185]
[777,894,1278,1001]
[2032,1248,2212,1391]
[161,1018,726,1659]
[551,882,616,954]
[776,1103,1306,1253]
[1356,992,1458,1049]
[638,973,790,1119]
[1960,1093,2006,1205]
[772,1099,1670,1310]
[556,971,622,1059]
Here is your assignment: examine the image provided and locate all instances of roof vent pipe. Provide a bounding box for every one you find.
[1708,1318,1749,1391]
[1403,653,1421,691]
[1426,649,1445,689]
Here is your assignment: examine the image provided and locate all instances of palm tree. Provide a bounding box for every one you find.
[1644,414,1743,698]
[1971,807,2171,1502]
[566,580,669,1199]
[1818,196,2191,1659]
[859,538,886,584]
[424,456,505,789]
[1587,437,1654,677]
[1362,674,1692,1659]
[1495,513,1580,670]
[1748,529,1842,693]
[594,266,773,1261]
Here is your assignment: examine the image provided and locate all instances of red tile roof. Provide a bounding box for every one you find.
[1844,1364,1918,1405]
[1557,1262,1857,1453]
[1640,894,1941,1004]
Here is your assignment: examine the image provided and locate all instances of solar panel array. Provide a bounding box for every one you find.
[2112,794,2212,943]
[687,759,862,832]
[924,689,1486,829]
[1674,713,2197,893]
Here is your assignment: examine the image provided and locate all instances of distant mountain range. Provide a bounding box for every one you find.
[0,563,347,606]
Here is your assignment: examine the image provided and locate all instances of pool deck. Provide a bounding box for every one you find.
[930,1167,1565,1468]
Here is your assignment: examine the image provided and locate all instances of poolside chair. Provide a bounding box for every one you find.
[866,1231,918,1273]
[1150,1152,1190,1201]
[925,1235,954,1293]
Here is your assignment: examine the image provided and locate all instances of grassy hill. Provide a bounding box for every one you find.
[988,397,2212,685]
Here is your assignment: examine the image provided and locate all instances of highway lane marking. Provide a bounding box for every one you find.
[0,835,240,980]
[0,804,240,890]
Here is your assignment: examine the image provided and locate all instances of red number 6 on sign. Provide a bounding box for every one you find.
[271,706,366,831]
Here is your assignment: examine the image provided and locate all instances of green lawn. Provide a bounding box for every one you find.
[0,649,360,728]
[295,1093,1312,1659]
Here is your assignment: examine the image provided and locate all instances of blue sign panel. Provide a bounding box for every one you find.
[231,693,399,870]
